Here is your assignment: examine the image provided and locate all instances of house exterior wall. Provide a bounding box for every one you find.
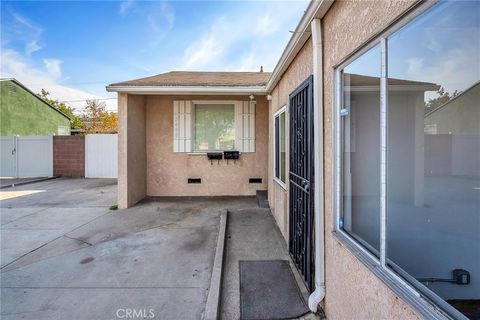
[53,136,85,177]
[268,38,313,240]
[322,0,420,319]
[145,95,268,197]
[0,80,71,136]
[268,0,424,319]
[425,82,480,136]
[118,93,146,208]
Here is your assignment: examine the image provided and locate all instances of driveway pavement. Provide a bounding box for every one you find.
[0,178,257,320]
[0,177,55,189]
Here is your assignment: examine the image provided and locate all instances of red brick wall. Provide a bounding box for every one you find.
[53,136,85,177]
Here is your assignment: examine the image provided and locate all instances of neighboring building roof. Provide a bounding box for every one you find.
[424,81,479,136]
[425,81,480,117]
[0,78,72,122]
[109,71,271,87]
[344,73,440,91]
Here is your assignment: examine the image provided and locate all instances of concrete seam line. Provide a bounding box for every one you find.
[0,176,59,189]
[203,209,228,320]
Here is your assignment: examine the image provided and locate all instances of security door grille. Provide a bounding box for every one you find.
[288,75,315,292]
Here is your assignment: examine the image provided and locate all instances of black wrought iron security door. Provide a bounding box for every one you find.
[289,75,315,292]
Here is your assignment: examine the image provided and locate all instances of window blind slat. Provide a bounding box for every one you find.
[173,100,192,152]
[234,101,255,152]
[235,102,244,152]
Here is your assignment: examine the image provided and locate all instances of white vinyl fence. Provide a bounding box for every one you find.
[1,137,16,177]
[85,134,118,178]
[0,136,53,178]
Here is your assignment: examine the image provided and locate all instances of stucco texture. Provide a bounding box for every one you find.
[118,93,146,208]
[268,38,313,239]
[0,80,70,136]
[321,0,421,319]
[145,95,268,197]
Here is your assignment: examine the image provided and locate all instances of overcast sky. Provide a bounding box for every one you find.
[1,0,308,112]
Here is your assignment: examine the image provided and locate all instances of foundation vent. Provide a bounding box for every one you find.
[188,178,202,184]
[249,178,262,184]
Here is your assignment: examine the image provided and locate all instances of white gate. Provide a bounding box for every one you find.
[85,134,118,178]
[0,136,53,178]
[1,137,16,177]
[17,136,53,178]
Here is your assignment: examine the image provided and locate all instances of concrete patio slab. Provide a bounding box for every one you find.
[0,178,117,209]
[2,207,109,230]
[1,228,70,267]
[66,197,256,246]
[0,179,114,268]
[2,235,90,272]
[0,178,259,319]
[0,207,49,225]
[1,287,206,320]
[2,227,216,288]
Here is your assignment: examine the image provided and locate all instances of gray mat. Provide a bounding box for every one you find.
[239,260,309,320]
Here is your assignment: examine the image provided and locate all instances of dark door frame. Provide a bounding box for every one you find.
[288,75,315,292]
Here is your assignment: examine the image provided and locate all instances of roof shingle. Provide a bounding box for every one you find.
[109,71,272,87]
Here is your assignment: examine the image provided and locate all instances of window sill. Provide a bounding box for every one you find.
[187,151,243,156]
[273,177,287,190]
[331,230,460,320]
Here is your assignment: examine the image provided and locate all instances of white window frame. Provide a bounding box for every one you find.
[57,125,68,136]
[332,1,468,319]
[273,105,287,190]
[191,100,238,153]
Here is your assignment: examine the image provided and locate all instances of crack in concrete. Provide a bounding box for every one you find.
[1,209,112,271]
[63,235,93,246]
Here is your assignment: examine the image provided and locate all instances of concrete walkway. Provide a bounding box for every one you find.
[220,208,319,320]
[0,178,257,320]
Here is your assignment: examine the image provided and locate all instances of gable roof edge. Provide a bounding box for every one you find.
[266,0,334,92]
[1,78,72,122]
[424,81,480,118]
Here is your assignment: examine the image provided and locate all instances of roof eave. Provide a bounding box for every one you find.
[105,85,268,95]
[266,0,334,92]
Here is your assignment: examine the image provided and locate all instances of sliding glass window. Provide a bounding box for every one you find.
[336,1,479,318]
[386,1,479,315]
[340,44,381,254]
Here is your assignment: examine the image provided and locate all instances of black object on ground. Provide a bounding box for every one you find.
[239,259,309,320]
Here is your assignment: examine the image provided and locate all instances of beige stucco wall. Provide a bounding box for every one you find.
[145,95,268,196]
[268,0,424,319]
[268,38,313,239]
[118,93,146,208]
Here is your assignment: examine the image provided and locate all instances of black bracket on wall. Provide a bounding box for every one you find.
[224,151,240,164]
[207,152,223,165]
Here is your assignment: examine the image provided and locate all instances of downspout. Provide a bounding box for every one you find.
[308,17,326,313]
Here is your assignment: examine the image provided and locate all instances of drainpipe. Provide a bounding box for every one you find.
[308,17,325,313]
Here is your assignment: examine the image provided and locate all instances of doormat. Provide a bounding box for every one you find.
[239,260,309,320]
